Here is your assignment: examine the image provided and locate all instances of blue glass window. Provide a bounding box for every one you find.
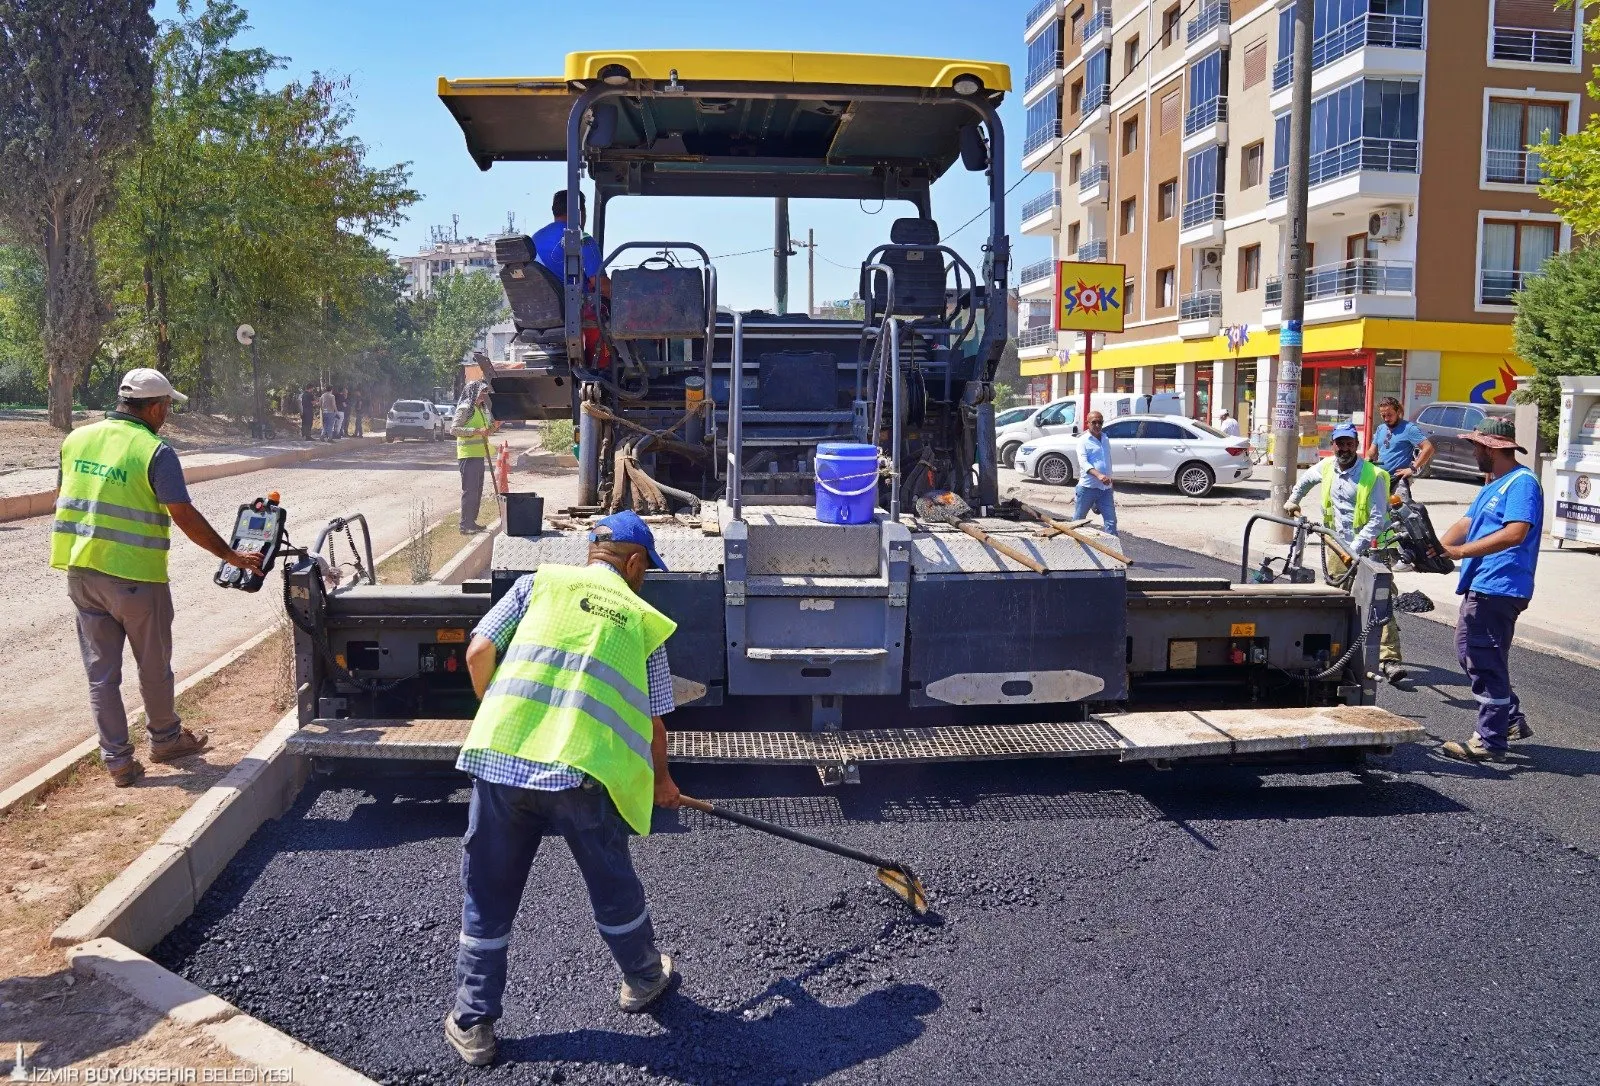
[1186,146,1222,199]
[1189,49,1223,105]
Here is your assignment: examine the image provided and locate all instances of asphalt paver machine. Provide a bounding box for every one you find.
[284,50,1420,782]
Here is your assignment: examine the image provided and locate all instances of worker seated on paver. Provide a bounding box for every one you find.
[1284,421,1405,683]
[445,511,683,1068]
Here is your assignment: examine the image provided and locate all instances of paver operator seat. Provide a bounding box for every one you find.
[874,217,948,320]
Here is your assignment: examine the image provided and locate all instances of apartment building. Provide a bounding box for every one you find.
[1016,0,1590,454]
[394,238,498,299]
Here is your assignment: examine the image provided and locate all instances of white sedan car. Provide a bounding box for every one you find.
[1015,414,1254,498]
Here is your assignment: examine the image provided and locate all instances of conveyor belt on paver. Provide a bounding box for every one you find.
[287,706,1421,766]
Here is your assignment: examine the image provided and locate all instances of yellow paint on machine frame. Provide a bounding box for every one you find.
[1055,262,1127,334]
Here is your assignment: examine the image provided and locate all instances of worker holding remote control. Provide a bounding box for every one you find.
[50,368,263,788]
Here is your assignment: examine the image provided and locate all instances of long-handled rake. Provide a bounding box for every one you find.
[913,490,1048,574]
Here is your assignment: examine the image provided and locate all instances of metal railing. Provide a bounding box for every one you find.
[1180,193,1225,231]
[1082,82,1111,114]
[1022,189,1062,221]
[1026,51,1064,93]
[1018,325,1058,348]
[1187,2,1230,44]
[1083,5,1113,40]
[1492,26,1577,66]
[1020,259,1055,286]
[1272,13,1425,90]
[1024,118,1063,156]
[1025,0,1056,31]
[1268,136,1420,199]
[1179,289,1222,320]
[1184,95,1228,137]
[1078,161,1109,191]
[1485,147,1549,185]
[1077,240,1109,261]
[1479,269,1528,306]
[1265,259,1415,307]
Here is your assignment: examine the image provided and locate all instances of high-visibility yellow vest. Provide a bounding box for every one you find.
[1320,456,1388,536]
[50,417,173,583]
[459,564,677,834]
[457,405,490,460]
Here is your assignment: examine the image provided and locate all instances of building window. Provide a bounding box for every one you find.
[1067,222,1082,254]
[1156,266,1176,309]
[1070,79,1084,115]
[1070,4,1084,43]
[1114,368,1135,393]
[1122,116,1140,155]
[1069,150,1082,182]
[1486,98,1567,185]
[1271,79,1421,198]
[1161,90,1180,133]
[1241,141,1264,189]
[1153,365,1177,393]
[1242,38,1267,89]
[1161,4,1182,47]
[1085,49,1111,111]
[1125,35,1141,75]
[1480,218,1558,305]
[1490,0,1578,66]
[1239,244,1261,291]
[1158,179,1178,220]
[1120,196,1138,235]
[1124,278,1136,313]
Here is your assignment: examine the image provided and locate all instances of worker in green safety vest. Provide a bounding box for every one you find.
[454,380,499,533]
[51,369,263,787]
[444,511,682,1067]
[1284,420,1404,682]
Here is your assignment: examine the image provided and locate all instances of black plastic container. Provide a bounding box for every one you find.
[503,492,544,538]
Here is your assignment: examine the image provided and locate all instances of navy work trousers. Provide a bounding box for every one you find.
[1455,591,1529,750]
[453,777,659,1028]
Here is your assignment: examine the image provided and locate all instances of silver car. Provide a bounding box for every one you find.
[1414,401,1514,480]
[997,397,1079,469]
[1015,414,1254,498]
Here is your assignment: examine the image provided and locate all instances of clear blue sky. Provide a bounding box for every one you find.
[152,0,1045,310]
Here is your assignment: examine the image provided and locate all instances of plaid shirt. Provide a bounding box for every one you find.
[455,564,674,791]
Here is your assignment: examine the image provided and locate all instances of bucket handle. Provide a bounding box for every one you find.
[819,475,880,497]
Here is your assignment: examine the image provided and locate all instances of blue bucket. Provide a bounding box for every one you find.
[814,442,880,524]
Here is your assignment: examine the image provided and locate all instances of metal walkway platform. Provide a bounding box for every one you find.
[286,706,1420,768]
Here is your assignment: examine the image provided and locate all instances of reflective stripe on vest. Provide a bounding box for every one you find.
[50,418,172,583]
[458,564,677,835]
[457,406,490,460]
[1320,457,1386,536]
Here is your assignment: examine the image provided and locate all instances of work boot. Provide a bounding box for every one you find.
[618,953,674,1013]
[150,728,209,764]
[443,1013,496,1066]
[1507,720,1534,742]
[459,522,484,535]
[1379,660,1408,684]
[1438,735,1506,764]
[107,760,145,788]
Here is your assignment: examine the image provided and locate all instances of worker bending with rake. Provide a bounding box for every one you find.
[1284,421,1405,683]
[446,511,682,1067]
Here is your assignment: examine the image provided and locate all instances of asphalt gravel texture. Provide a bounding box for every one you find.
[154,534,1600,1085]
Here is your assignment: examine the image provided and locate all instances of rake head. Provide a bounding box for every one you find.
[913,489,971,526]
[875,864,929,915]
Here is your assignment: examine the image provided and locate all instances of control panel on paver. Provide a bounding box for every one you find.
[215,493,286,592]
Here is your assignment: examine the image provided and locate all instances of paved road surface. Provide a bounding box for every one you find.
[0,440,470,791]
[153,533,1600,1084]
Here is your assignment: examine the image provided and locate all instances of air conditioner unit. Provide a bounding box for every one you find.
[1202,249,1223,268]
[1368,208,1404,242]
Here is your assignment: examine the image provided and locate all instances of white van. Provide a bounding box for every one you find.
[998,397,1079,468]
[1098,392,1184,419]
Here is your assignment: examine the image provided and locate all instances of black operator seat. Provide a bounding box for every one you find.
[494,235,564,342]
[879,217,948,320]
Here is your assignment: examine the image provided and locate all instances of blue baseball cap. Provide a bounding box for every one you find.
[589,511,668,571]
[1330,422,1360,443]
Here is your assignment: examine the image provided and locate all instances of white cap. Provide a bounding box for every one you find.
[1219,408,1230,417]
[118,368,188,405]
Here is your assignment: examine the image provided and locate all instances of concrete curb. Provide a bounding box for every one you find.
[69,938,379,1084]
[51,710,307,951]
[0,434,387,523]
[433,517,502,585]
[0,622,285,816]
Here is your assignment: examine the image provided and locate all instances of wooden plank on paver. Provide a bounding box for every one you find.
[288,718,469,761]
[1105,705,1423,762]
[1100,712,1238,761]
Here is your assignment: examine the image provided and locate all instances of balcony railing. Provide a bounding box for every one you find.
[1026,51,1064,93]
[1272,14,1425,90]
[1078,162,1110,191]
[1019,325,1059,349]
[1083,5,1113,40]
[1024,0,1056,30]
[1020,259,1055,287]
[1492,26,1577,66]
[1077,240,1109,262]
[1082,82,1111,115]
[1268,136,1421,199]
[1265,259,1416,307]
[1183,96,1228,137]
[1485,147,1550,185]
[1022,190,1062,222]
[1180,193,1225,231]
[1187,2,1229,44]
[1479,269,1529,306]
[1179,289,1223,320]
[1023,118,1063,156]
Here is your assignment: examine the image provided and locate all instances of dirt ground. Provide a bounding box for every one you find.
[0,408,263,475]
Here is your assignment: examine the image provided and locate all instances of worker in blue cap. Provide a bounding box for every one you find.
[1285,421,1404,682]
[445,511,681,1066]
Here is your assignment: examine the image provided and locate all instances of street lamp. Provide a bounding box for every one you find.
[237,323,267,439]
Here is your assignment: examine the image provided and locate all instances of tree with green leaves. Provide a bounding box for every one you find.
[0,0,158,429]
[0,244,43,402]
[1512,244,1600,447]
[1539,1,1600,233]
[419,269,507,389]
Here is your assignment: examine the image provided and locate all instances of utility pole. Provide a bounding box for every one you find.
[774,197,791,315]
[790,228,818,316]
[1268,0,1314,543]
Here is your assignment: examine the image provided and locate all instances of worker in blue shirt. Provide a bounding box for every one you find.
[1436,418,1542,763]
[532,189,605,291]
[1074,410,1118,539]
[1366,396,1434,500]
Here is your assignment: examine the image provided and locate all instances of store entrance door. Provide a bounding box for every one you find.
[1300,352,1373,455]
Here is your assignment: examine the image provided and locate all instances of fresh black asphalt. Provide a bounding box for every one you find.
[154,534,1600,1085]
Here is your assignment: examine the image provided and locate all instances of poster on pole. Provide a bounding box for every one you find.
[1054,261,1127,334]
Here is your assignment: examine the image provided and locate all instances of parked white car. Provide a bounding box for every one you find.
[1015,414,1254,498]
[997,397,1078,469]
[385,399,446,442]
[432,403,456,433]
